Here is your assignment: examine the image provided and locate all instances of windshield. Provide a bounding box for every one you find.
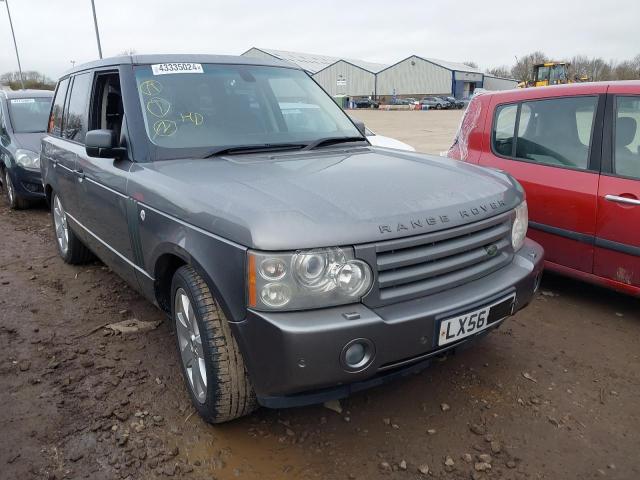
[134,63,362,150]
[7,97,52,133]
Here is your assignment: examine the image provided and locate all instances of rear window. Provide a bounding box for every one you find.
[7,97,52,133]
[492,96,598,170]
[63,73,92,143]
[49,78,70,136]
[614,96,640,179]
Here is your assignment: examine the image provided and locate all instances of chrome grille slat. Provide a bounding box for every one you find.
[364,211,515,306]
[379,253,510,302]
[377,222,510,271]
[378,237,510,288]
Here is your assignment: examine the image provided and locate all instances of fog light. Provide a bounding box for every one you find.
[345,343,365,365]
[340,338,374,372]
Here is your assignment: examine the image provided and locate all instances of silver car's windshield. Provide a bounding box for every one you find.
[134,64,361,149]
[7,97,52,133]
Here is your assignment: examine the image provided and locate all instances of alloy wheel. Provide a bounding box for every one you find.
[53,195,69,255]
[175,288,207,404]
[5,172,15,205]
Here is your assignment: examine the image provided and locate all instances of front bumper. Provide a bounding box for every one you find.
[233,239,543,408]
[8,166,45,199]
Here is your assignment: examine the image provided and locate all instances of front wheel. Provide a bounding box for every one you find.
[172,265,257,423]
[4,170,29,209]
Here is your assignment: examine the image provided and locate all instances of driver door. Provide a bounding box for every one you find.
[479,92,605,274]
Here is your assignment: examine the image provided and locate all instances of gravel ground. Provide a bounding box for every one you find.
[1,110,639,480]
[348,108,464,154]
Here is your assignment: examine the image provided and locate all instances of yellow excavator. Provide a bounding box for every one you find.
[518,62,589,88]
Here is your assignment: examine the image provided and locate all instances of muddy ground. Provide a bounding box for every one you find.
[1,206,639,480]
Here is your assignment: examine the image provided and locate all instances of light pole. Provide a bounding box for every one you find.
[90,0,103,59]
[1,0,25,89]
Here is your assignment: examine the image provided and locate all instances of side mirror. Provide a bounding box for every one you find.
[85,129,126,159]
[353,119,366,136]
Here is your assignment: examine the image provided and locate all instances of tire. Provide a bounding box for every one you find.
[51,192,94,264]
[4,170,29,210]
[436,104,442,110]
[171,265,257,423]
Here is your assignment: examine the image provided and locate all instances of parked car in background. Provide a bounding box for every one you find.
[446,96,465,109]
[42,55,542,424]
[448,81,640,296]
[421,96,450,109]
[0,89,53,209]
[365,127,415,151]
[404,97,419,105]
[354,98,379,109]
[392,98,412,105]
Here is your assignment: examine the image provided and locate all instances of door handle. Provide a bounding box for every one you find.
[75,168,85,180]
[604,194,640,206]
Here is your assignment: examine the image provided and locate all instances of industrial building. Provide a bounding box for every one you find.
[241,47,517,99]
[483,74,519,91]
[376,55,484,99]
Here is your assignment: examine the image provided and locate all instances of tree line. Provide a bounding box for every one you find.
[0,71,56,90]
[486,52,640,82]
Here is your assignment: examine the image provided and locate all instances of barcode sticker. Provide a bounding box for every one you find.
[151,63,203,75]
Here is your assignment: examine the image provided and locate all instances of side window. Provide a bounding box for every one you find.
[515,96,597,170]
[49,78,70,136]
[492,104,517,156]
[614,96,640,179]
[91,73,123,140]
[63,72,92,143]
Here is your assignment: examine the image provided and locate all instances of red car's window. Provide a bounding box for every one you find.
[614,96,640,179]
[491,96,598,171]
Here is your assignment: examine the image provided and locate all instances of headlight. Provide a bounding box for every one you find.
[511,200,528,251]
[248,247,373,311]
[15,149,40,170]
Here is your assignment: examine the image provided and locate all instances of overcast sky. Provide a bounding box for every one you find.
[1,0,638,79]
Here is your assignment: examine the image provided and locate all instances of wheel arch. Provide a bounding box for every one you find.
[151,244,242,323]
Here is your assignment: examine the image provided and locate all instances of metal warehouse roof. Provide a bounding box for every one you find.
[420,57,484,74]
[245,47,388,74]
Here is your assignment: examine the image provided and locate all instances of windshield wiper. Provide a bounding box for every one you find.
[203,143,308,158]
[302,136,368,151]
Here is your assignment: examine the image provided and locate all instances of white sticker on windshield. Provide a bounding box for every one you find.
[10,98,36,104]
[151,63,203,75]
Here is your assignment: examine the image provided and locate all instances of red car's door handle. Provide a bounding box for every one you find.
[604,194,640,206]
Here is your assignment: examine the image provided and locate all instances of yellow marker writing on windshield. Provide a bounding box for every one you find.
[180,112,204,125]
[153,120,177,138]
[139,80,163,96]
[147,97,171,118]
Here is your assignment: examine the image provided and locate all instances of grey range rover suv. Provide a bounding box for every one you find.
[41,55,543,423]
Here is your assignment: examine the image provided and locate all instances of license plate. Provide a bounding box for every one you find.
[438,294,515,346]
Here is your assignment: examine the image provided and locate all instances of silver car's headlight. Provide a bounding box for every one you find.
[511,200,528,251]
[15,149,40,170]
[248,247,373,311]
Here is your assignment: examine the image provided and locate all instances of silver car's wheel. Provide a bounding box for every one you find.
[175,287,207,404]
[5,171,15,206]
[53,194,69,255]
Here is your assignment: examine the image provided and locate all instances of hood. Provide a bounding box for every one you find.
[134,147,523,250]
[13,132,47,153]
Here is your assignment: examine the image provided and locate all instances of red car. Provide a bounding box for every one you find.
[448,82,640,296]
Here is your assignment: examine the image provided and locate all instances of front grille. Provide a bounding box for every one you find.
[366,211,514,306]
